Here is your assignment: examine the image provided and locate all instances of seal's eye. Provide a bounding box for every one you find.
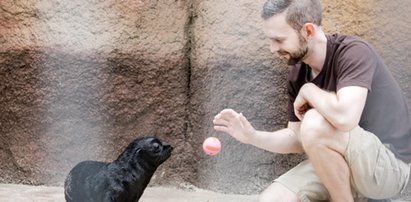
[152,142,161,153]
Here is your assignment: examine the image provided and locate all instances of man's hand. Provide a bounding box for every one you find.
[294,84,312,120]
[213,109,256,144]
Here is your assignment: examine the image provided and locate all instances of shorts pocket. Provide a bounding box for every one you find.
[374,146,393,185]
[372,145,405,198]
[399,163,410,194]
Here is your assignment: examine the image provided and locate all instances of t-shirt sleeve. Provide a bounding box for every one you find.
[336,41,377,91]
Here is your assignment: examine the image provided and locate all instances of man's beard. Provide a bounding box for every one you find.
[285,34,309,65]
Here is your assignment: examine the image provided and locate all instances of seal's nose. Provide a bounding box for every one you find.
[163,143,173,151]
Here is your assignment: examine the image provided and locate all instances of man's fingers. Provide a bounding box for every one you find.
[213,125,229,134]
[213,117,229,126]
[295,113,302,121]
[217,109,238,120]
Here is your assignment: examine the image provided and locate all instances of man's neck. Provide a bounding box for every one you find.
[302,30,328,78]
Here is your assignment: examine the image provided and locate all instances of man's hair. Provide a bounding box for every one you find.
[261,0,322,31]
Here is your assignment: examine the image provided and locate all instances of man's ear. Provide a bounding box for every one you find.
[301,23,316,39]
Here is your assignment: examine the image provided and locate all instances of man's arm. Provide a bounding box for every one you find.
[294,83,368,131]
[213,109,304,154]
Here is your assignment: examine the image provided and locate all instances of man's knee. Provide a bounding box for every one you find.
[300,109,330,148]
[300,109,349,155]
[259,182,299,202]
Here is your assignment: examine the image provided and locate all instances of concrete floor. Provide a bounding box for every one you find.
[0,183,408,202]
[0,184,258,202]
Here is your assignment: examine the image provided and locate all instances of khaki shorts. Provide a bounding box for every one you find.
[274,126,410,201]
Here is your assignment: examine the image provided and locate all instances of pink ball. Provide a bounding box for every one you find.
[202,137,221,155]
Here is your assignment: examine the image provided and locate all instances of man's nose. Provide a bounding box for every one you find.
[270,42,279,54]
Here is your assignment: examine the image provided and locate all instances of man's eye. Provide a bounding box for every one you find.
[270,37,284,44]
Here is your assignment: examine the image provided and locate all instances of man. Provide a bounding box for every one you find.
[212,0,411,201]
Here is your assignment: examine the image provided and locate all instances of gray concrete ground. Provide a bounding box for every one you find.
[0,183,408,202]
[0,184,258,202]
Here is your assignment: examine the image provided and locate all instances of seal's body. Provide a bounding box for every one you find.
[64,137,173,202]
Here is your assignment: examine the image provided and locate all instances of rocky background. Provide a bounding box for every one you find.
[0,0,410,199]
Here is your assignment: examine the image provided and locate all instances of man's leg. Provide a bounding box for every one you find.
[263,160,332,202]
[259,182,299,202]
[346,127,410,199]
[300,109,352,202]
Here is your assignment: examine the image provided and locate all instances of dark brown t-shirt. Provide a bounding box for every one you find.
[287,34,411,163]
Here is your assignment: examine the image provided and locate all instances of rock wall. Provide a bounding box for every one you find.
[0,0,410,198]
[189,0,304,194]
[0,0,192,186]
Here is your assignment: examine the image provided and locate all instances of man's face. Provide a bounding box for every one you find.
[263,13,308,65]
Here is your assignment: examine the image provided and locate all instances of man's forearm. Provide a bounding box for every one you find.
[298,83,366,131]
[299,83,341,125]
[249,128,304,154]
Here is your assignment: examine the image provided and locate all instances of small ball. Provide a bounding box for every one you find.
[202,137,221,155]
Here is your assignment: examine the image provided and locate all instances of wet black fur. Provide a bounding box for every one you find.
[64,136,173,202]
